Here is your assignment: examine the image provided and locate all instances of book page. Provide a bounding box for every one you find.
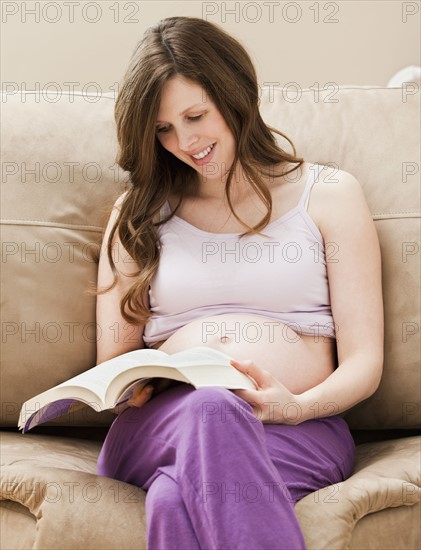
[106,366,192,406]
[107,359,255,406]
[50,348,171,401]
[40,347,231,403]
[160,346,235,367]
[85,346,234,402]
[19,399,87,433]
[179,364,256,390]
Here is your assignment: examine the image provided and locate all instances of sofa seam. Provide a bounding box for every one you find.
[373,215,420,221]
[372,212,420,217]
[0,220,103,232]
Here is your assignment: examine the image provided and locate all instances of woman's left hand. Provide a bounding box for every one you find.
[230,359,303,425]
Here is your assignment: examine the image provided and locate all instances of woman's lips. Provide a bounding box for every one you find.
[190,143,217,166]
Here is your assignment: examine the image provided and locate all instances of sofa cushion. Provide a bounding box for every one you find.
[349,503,420,550]
[295,435,421,549]
[1,91,126,428]
[0,500,36,550]
[0,431,147,549]
[1,431,419,549]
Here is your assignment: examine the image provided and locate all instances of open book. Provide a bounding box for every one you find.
[18,346,256,433]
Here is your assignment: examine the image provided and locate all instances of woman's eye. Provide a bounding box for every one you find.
[187,114,203,121]
[156,113,205,134]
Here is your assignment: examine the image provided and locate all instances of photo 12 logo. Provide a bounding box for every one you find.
[1,1,141,24]
[1,82,122,103]
[201,1,340,24]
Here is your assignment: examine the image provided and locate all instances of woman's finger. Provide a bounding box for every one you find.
[230,359,270,389]
[128,384,154,408]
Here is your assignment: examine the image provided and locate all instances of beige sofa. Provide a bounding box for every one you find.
[1,85,420,549]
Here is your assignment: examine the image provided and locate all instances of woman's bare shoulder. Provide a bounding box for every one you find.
[314,166,365,209]
[308,166,366,235]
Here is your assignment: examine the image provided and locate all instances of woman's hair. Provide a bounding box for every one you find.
[91,16,304,325]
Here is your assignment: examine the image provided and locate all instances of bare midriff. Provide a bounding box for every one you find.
[147,313,337,394]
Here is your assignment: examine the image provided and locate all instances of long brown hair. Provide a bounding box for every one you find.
[92,16,304,325]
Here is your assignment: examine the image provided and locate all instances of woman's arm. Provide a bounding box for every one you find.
[231,170,384,424]
[96,191,146,365]
[96,192,160,412]
[296,169,384,421]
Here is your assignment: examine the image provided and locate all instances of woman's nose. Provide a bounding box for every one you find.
[177,129,198,153]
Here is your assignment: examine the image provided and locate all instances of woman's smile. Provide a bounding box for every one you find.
[190,142,217,165]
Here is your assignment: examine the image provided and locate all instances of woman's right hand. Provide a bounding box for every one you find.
[111,383,155,415]
[111,379,182,415]
[127,383,155,408]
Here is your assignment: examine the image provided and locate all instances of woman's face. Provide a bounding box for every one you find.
[155,75,236,186]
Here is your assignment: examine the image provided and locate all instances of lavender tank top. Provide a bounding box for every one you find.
[143,163,336,346]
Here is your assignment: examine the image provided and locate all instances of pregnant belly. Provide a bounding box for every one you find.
[149,313,337,394]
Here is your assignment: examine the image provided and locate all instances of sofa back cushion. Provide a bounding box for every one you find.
[1,91,126,428]
[1,87,419,429]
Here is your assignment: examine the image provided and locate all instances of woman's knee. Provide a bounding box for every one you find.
[182,387,253,422]
[146,472,183,513]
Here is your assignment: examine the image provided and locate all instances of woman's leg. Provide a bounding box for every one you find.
[263,414,356,505]
[145,470,201,550]
[97,383,355,550]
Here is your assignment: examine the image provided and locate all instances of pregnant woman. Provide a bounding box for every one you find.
[95,16,384,549]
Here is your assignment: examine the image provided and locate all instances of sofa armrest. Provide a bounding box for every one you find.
[295,436,421,549]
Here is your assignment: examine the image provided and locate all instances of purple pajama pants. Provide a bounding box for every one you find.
[96,383,356,550]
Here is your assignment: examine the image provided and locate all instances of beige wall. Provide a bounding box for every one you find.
[1,0,420,94]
